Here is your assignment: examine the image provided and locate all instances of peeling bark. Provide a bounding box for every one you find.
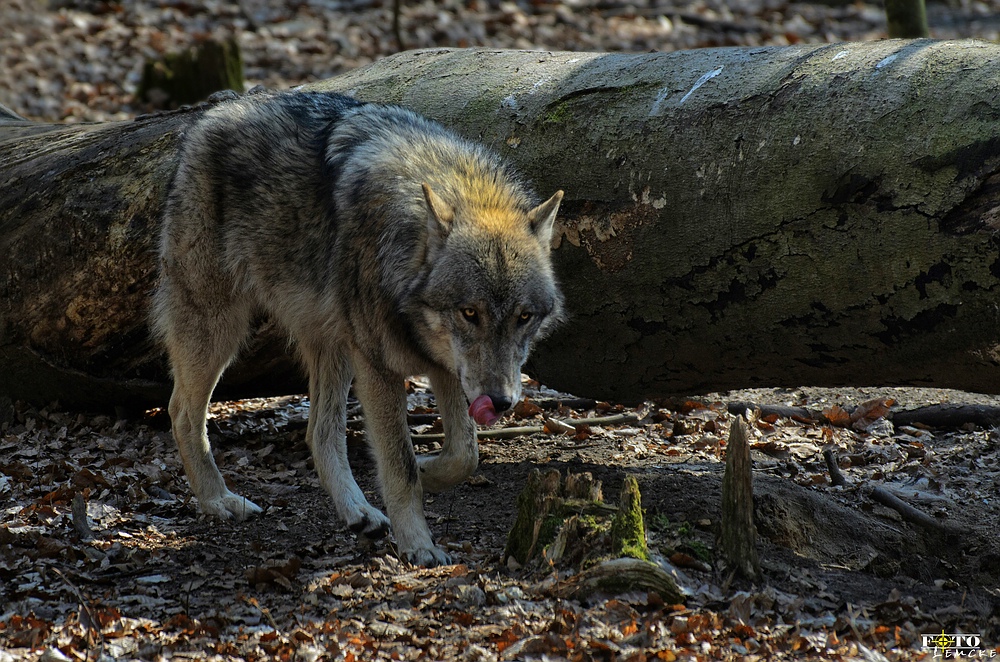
[5,41,1000,408]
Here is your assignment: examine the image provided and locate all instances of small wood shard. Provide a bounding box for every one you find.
[72,492,94,542]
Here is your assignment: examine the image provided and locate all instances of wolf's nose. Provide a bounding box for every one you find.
[489,394,513,413]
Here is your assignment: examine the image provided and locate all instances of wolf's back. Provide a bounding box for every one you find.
[163,92,370,291]
[162,90,541,311]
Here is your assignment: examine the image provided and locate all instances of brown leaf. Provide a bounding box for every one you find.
[71,467,110,490]
[513,399,543,419]
[850,397,896,428]
[679,400,709,414]
[543,417,575,435]
[822,405,852,427]
[35,536,68,558]
[8,615,52,648]
[245,557,302,589]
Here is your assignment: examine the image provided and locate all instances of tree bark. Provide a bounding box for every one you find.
[4,40,1000,409]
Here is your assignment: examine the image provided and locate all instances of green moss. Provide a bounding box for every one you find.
[538,514,563,549]
[610,475,649,561]
[649,513,671,532]
[544,101,570,124]
[577,514,610,534]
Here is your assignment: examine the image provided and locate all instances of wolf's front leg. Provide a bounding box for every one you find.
[351,359,451,567]
[301,345,390,540]
[418,368,479,493]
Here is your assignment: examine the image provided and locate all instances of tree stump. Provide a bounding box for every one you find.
[610,475,649,561]
[504,469,683,603]
[719,415,761,580]
[139,38,244,108]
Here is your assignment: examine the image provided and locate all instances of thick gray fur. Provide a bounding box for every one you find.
[152,90,563,567]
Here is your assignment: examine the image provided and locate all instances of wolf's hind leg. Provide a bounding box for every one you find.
[159,289,261,521]
[418,368,478,493]
[301,344,390,539]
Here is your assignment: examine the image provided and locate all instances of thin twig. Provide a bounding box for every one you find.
[412,412,640,442]
[392,0,405,51]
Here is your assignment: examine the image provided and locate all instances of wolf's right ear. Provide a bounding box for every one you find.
[527,190,564,248]
[422,183,454,258]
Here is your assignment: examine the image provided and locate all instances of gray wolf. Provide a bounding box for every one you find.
[152,90,564,566]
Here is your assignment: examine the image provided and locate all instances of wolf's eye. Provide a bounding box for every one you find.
[461,308,479,324]
[517,311,532,325]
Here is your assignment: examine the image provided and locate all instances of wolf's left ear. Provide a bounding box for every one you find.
[527,190,564,248]
[422,183,454,256]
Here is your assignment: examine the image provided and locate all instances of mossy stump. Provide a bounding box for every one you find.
[503,468,609,567]
[139,38,244,108]
[504,469,683,604]
[611,475,649,561]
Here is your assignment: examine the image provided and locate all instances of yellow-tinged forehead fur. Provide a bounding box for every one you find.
[449,164,531,233]
[375,129,535,235]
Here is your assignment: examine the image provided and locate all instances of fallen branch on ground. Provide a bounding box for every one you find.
[823,450,954,534]
[411,413,640,442]
[729,401,1000,430]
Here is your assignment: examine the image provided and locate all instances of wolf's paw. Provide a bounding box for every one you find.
[346,507,391,540]
[417,453,477,493]
[402,545,452,568]
[198,490,263,521]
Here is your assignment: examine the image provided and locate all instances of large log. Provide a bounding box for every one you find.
[3,40,1000,409]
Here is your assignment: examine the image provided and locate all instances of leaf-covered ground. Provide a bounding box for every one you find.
[2,382,998,660]
[4,0,1000,123]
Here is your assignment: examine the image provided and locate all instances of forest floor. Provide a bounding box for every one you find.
[1,381,999,660]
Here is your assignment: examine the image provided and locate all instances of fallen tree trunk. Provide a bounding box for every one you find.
[4,40,1000,409]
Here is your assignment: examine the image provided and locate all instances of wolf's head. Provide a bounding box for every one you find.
[414,182,565,418]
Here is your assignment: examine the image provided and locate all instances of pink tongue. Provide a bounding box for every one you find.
[468,395,500,426]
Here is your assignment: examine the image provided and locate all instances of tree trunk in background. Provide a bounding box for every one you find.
[138,38,245,108]
[884,0,930,39]
[4,40,1000,410]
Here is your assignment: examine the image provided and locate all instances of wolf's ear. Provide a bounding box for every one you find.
[527,190,563,248]
[422,183,454,256]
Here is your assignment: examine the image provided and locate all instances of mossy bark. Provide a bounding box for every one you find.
[5,42,1000,408]
[314,42,1000,403]
[502,469,609,567]
[548,557,684,604]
